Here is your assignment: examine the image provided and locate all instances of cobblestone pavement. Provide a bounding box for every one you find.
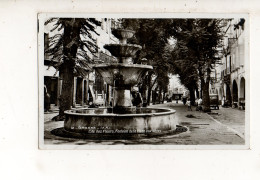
[42,102,245,146]
[210,107,245,138]
[150,103,245,145]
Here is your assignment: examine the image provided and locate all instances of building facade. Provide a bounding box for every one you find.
[210,18,247,109]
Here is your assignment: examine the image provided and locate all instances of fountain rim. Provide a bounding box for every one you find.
[93,63,153,69]
[64,107,176,117]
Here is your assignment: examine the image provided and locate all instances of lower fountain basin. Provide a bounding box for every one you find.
[64,107,177,134]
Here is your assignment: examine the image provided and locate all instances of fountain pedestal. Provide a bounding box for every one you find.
[114,89,131,107]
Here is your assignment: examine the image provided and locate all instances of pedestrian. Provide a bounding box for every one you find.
[143,97,147,107]
[137,92,143,107]
[88,101,97,108]
[44,85,51,112]
[132,91,143,107]
[222,96,225,107]
[187,98,192,111]
[109,97,113,107]
[183,97,187,105]
[198,98,203,111]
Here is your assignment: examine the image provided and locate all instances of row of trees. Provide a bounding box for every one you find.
[121,18,225,111]
[45,18,225,119]
[168,19,225,111]
[121,19,173,105]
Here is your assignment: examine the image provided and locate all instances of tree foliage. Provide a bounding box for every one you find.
[121,18,225,109]
[45,18,101,77]
[168,19,225,110]
[121,19,173,104]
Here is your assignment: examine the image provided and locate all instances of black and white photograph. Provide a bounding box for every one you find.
[39,14,249,149]
[2,0,260,180]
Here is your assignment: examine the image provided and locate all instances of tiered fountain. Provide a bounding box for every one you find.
[63,29,178,136]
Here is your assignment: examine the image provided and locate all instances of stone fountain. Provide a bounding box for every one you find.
[63,29,178,136]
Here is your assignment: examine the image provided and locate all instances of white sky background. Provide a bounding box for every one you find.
[0,0,260,180]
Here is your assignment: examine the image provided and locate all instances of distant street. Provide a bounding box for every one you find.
[44,102,245,145]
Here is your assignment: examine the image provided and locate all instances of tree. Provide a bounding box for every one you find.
[162,41,199,105]
[45,18,101,119]
[168,19,224,111]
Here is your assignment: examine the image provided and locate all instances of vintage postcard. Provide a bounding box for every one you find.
[38,13,249,149]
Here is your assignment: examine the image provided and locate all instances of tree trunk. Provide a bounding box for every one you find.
[146,72,153,106]
[152,87,158,105]
[59,60,75,117]
[162,91,165,104]
[195,87,199,99]
[201,78,211,112]
[158,88,162,104]
[188,87,195,106]
[147,86,152,106]
[58,19,80,119]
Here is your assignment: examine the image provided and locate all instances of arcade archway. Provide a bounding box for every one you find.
[226,84,232,105]
[232,80,238,103]
[240,77,245,99]
[219,87,223,100]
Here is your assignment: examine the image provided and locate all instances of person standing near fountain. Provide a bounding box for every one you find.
[44,85,51,112]
[132,90,143,107]
[187,98,192,111]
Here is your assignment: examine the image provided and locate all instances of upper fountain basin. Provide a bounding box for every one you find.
[104,44,142,57]
[93,63,153,86]
[112,29,135,41]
